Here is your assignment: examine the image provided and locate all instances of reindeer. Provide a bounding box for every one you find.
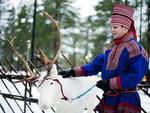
[0,11,99,113]
[38,65,99,113]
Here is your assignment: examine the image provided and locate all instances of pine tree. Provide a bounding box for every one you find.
[1,4,33,68]
[89,0,114,57]
[35,0,79,66]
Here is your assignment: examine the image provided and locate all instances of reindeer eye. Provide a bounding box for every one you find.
[50,82,53,85]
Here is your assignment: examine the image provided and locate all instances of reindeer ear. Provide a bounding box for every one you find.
[50,64,58,78]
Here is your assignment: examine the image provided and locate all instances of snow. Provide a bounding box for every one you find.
[139,90,150,113]
[0,78,150,113]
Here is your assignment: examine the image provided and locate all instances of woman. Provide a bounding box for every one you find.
[59,3,149,113]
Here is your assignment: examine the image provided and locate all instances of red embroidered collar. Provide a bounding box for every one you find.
[113,32,132,46]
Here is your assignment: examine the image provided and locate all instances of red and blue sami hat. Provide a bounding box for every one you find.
[111,3,137,40]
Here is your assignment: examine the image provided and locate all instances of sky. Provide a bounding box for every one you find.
[71,0,98,18]
[10,0,98,18]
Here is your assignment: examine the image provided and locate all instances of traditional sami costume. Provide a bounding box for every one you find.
[73,4,149,113]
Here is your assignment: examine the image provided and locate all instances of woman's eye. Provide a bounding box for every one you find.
[50,82,53,85]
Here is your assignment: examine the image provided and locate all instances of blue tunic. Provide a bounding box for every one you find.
[81,32,149,112]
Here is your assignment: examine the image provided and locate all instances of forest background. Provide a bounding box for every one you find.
[0,0,150,70]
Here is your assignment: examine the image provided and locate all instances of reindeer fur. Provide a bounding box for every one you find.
[37,64,99,113]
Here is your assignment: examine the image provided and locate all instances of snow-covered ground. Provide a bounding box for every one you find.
[139,90,150,113]
[0,79,150,113]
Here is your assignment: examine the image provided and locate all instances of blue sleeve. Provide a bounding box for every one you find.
[120,54,149,89]
[82,52,105,76]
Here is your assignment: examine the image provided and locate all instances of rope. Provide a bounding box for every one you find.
[68,84,96,102]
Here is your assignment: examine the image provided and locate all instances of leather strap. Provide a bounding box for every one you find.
[105,87,137,96]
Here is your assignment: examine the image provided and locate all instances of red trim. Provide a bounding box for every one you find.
[119,103,141,112]
[111,14,132,29]
[111,47,118,61]
[74,66,85,77]
[110,78,116,89]
[124,39,141,58]
[130,20,137,40]
[113,4,134,19]
[80,66,85,76]
[104,105,115,110]
[116,76,122,89]
[106,32,134,71]
[110,76,122,89]
[141,47,149,62]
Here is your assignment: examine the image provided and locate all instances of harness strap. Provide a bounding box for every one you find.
[105,87,137,96]
[53,79,68,100]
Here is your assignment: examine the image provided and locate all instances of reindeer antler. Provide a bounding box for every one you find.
[0,32,36,82]
[35,11,62,66]
[61,53,74,68]
[35,11,62,79]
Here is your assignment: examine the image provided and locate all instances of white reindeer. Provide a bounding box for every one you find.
[37,64,99,113]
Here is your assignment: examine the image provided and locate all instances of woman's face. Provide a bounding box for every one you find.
[111,24,129,39]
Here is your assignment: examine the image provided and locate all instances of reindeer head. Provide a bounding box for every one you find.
[37,64,61,110]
